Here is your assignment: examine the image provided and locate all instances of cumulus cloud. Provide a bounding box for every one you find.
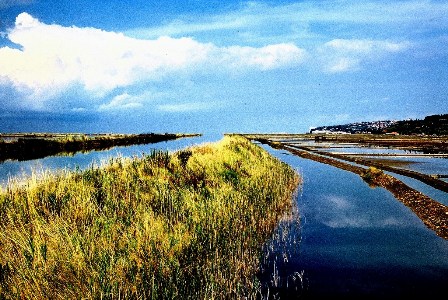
[1,13,212,103]
[0,12,306,110]
[319,39,411,72]
[0,12,414,113]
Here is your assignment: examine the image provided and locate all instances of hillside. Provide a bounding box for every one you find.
[385,114,448,135]
[310,114,448,135]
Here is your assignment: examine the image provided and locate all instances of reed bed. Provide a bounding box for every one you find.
[0,133,198,162]
[0,135,299,299]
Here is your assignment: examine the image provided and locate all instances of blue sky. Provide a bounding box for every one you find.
[0,0,447,134]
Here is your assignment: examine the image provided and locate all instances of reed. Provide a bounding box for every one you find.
[0,133,200,162]
[0,135,299,299]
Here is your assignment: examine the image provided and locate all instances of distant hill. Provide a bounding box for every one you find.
[310,114,448,135]
[384,114,448,135]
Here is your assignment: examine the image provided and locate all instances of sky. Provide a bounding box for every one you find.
[0,0,447,134]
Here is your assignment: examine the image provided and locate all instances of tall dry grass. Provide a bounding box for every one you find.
[0,135,299,299]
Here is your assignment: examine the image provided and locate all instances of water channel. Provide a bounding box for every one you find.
[0,135,447,298]
[0,134,218,187]
[259,144,448,298]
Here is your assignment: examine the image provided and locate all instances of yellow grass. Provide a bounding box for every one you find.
[0,135,299,299]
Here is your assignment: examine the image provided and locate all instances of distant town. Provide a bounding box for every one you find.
[310,114,448,136]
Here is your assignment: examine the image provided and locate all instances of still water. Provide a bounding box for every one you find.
[311,144,448,177]
[0,134,218,187]
[260,145,448,298]
[1,136,447,298]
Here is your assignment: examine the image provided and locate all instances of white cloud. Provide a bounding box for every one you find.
[127,18,249,39]
[319,39,411,73]
[126,1,448,41]
[0,13,306,110]
[218,43,306,70]
[326,195,353,210]
[1,13,212,102]
[157,102,218,113]
[98,93,143,111]
[317,195,407,229]
[325,39,410,53]
[327,57,360,73]
[14,10,39,27]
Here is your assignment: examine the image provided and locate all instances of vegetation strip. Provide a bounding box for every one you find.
[257,139,448,240]
[243,133,448,154]
[0,135,299,299]
[0,133,200,162]
[327,153,448,157]
[286,144,448,193]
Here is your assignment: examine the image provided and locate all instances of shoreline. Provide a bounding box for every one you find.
[0,135,299,299]
[0,132,201,162]
[251,137,448,240]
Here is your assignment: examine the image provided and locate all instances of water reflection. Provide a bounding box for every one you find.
[310,142,448,179]
[257,190,305,298]
[2,136,447,297]
[315,194,409,229]
[260,146,448,298]
[0,133,218,186]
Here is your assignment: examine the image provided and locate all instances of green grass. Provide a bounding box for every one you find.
[0,135,299,299]
[0,132,200,163]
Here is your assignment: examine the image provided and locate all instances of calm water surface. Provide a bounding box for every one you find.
[1,136,447,298]
[260,145,448,298]
[0,134,218,186]
[315,146,448,175]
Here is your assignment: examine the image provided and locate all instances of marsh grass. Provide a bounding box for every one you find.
[0,133,197,162]
[0,135,299,299]
[361,166,384,187]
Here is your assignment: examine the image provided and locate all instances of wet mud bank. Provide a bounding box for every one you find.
[312,134,448,154]
[258,139,448,240]
[287,144,448,193]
